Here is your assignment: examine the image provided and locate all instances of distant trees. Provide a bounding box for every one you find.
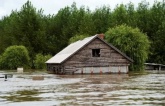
[0,45,30,69]
[0,0,165,70]
[105,25,150,71]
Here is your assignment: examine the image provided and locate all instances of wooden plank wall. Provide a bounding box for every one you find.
[63,38,130,71]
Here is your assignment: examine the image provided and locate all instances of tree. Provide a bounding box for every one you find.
[136,1,150,34]
[0,1,47,68]
[111,4,128,26]
[150,21,165,64]
[34,53,52,69]
[1,0,165,68]
[105,24,150,71]
[92,6,112,33]
[68,34,89,44]
[78,10,96,35]
[0,45,30,70]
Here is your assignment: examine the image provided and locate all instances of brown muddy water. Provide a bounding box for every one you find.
[0,71,165,106]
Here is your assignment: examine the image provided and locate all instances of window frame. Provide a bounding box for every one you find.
[92,49,100,57]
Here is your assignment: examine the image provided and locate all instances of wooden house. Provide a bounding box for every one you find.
[46,34,133,74]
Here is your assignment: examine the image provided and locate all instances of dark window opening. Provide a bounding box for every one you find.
[92,49,100,57]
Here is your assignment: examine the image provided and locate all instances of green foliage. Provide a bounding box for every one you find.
[92,6,112,33]
[105,24,150,71]
[0,0,165,70]
[0,45,30,70]
[34,54,52,69]
[112,4,128,25]
[68,34,89,44]
[0,55,2,69]
[151,21,165,64]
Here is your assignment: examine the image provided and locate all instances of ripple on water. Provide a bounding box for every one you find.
[0,71,165,106]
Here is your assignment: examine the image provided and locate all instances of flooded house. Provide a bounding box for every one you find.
[46,34,133,74]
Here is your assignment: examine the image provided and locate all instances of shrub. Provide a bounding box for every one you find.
[105,24,150,71]
[34,53,52,69]
[0,45,30,70]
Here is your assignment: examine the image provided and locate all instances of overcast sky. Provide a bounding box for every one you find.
[0,0,161,19]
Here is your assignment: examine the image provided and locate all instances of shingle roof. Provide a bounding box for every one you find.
[46,34,133,64]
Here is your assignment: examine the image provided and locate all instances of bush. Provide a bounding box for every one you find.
[0,45,30,70]
[34,53,52,69]
[105,24,150,71]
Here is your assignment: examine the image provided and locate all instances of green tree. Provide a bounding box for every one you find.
[151,21,165,64]
[0,45,30,70]
[34,53,52,69]
[126,2,137,27]
[92,6,112,33]
[111,4,128,26]
[1,0,165,67]
[147,1,165,63]
[0,1,47,67]
[78,10,96,35]
[136,1,150,34]
[105,24,150,71]
[68,34,89,44]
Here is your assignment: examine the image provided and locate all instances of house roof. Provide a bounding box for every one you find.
[144,63,165,66]
[46,34,133,64]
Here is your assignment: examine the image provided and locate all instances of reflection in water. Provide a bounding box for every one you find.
[0,71,165,106]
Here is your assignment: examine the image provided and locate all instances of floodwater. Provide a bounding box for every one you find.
[0,71,165,106]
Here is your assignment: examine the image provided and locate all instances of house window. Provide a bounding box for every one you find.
[92,49,100,57]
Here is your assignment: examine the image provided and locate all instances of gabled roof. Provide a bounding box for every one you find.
[46,34,133,64]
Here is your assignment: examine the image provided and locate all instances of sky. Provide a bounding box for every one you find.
[0,0,162,19]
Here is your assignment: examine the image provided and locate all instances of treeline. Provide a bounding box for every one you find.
[0,0,165,69]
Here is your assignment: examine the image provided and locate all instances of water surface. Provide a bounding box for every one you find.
[0,71,165,106]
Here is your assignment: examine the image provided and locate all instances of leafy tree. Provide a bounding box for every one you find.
[150,21,165,64]
[126,2,137,27]
[1,0,165,68]
[46,6,71,54]
[68,34,89,44]
[111,4,128,26]
[0,1,47,67]
[0,45,30,69]
[146,1,165,64]
[136,1,150,34]
[92,6,112,33]
[34,53,52,69]
[78,10,96,35]
[105,24,150,71]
